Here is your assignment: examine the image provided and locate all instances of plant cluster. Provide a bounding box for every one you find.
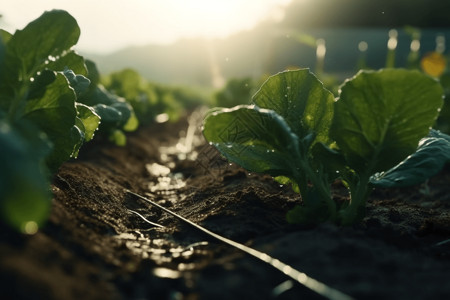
[203,68,450,225]
[103,68,208,123]
[0,10,139,232]
[0,10,204,233]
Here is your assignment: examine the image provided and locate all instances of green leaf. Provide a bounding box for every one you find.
[62,68,91,97]
[80,85,118,106]
[203,105,301,178]
[23,72,78,171]
[0,120,52,233]
[252,69,335,148]
[108,129,127,146]
[332,68,444,175]
[28,70,57,100]
[85,60,101,87]
[0,29,12,43]
[370,130,450,187]
[123,110,139,132]
[93,103,122,126]
[5,10,80,82]
[70,122,85,158]
[46,51,87,76]
[0,30,8,80]
[111,101,132,127]
[311,142,348,182]
[76,103,100,141]
[0,30,11,110]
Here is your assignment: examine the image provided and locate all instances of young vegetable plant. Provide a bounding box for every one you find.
[0,10,94,232]
[0,10,138,232]
[203,68,445,225]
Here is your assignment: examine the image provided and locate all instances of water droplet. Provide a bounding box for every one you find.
[155,113,169,123]
[279,185,284,188]
[23,221,38,235]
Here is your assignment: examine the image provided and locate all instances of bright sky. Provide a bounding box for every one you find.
[0,0,292,54]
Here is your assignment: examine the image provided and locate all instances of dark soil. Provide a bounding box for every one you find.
[1,110,450,300]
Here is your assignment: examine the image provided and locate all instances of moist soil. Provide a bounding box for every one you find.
[1,110,450,300]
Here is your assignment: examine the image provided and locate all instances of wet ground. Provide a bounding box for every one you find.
[1,109,450,299]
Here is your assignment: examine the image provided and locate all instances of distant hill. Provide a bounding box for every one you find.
[84,0,450,87]
[85,24,275,88]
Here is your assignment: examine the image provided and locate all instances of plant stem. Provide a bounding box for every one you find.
[296,158,336,222]
[339,174,371,225]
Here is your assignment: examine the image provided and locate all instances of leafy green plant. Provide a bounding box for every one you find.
[203,68,445,225]
[103,68,208,124]
[0,10,94,232]
[0,10,139,232]
[77,62,138,146]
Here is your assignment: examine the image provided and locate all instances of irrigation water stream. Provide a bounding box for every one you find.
[114,108,353,300]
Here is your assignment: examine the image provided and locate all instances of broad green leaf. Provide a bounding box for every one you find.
[46,51,87,76]
[123,111,139,132]
[93,104,122,126]
[111,101,132,127]
[105,68,146,100]
[203,105,301,178]
[0,30,11,110]
[311,142,349,182]
[332,69,444,174]
[76,103,100,141]
[0,29,12,43]
[28,70,57,100]
[85,60,101,87]
[0,30,8,79]
[70,122,85,158]
[63,68,91,97]
[252,69,334,147]
[5,10,80,81]
[109,129,127,146]
[370,130,450,187]
[0,120,52,233]
[80,85,118,106]
[23,72,78,171]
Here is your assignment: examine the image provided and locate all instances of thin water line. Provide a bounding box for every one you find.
[127,209,164,228]
[126,190,354,300]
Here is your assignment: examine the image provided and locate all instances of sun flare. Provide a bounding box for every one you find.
[1,0,292,52]
[164,0,289,38]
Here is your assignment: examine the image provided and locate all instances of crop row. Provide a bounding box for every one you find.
[0,10,205,233]
[203,68,450,225]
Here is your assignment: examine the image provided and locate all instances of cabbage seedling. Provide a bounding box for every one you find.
[203,69,445,225]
